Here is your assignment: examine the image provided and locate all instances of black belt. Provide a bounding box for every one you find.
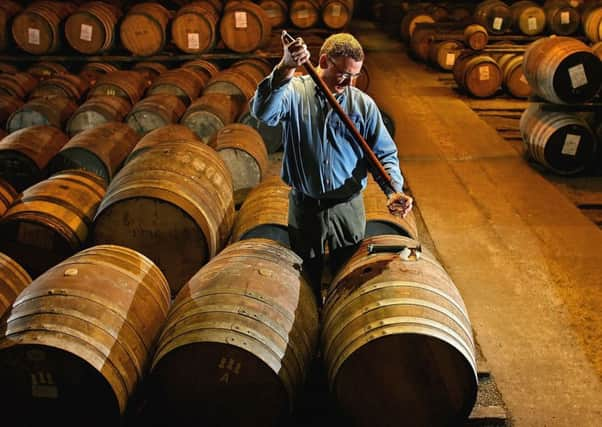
[291,189,359,208]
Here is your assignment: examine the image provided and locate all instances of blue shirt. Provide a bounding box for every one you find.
[250,72,405,199]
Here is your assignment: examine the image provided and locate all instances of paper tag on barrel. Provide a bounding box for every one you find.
[235,11,248,28]
[562,134,580,156]
[80,24,93,42]
[188,33,200,49]
[28,28,40,45]
[568,64,587,89]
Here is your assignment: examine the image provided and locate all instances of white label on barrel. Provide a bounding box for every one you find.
[187,33,200,49]
[235,11,248,28]
[528,17,537,31]
[80,24,93,41]
[28,28,40,45]
[17,222,53,250]
[479,65,490,80]
[562,134,580,156]
[265,8,278,18]
[445,53,456,66]
[561,11,570,24]
[31,372,58,399]
[568,64,588,88]
[298,9,309,19]
[493,17,503,30]
[332,4,342,16]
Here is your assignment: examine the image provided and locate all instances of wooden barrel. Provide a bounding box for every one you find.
[182,59,220,82]
[258,0,288,28]
[65,1,121,54]
[453,53,502,98]
[0,95,23,129]
[523,36,602,104]
[289,0,321,29]
[26,62,68,80]
[323,235,478,427]
[0,72,38,100]
[0,252,31,319]
[78,62,119,87]
[0,126,68,192]
[146,68,205,105]
[0,245,170,424]
[497,54,532,98]
[11,1,76,54]
[48,122,139,185]
[582,5,602,42]
[428,40,463,70]
[520,103,597,175]
[0,170,107,277]
[0,1,23,52]
[220,1,272,53]
[0,63,18,74]
[473,0,512,34]
[66,95,132,137]
[400,9,435,42]
[208,123,268,206]
[29,73,89,102]
[126,94,186,135]
[544,0,581,36]
[463,24,488,51]
[231,58,272,83]
[132,62,168,82]
[126,124,201,164]
[148,238,319,426]
[6,95,77,133]
[88,71,147,104]
[510,1,546,35]
[363,176,418,240]
[92,140,235,295]
[171,1,220,54]
[0,178,17,218]
[182,93,243,142]
[409,26,437,62]
[119,2,170,56]
[322,0,354,30]
[449,5,473,23]
[230,175,290,245]
[238,105,284,154]
[203,67,258,103]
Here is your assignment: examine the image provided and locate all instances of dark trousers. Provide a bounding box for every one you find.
[288,189,366,305]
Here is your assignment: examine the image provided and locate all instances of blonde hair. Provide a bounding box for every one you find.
[319,33,364,61]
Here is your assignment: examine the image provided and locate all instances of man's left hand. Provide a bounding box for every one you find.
[387,192,413,217]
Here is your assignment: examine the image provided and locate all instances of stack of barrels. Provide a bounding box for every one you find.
[520,36,601,175]
[0,0,359,57]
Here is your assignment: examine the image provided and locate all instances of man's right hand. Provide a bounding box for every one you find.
[280,31,310,70]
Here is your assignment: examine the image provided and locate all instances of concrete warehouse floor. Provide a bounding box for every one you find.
[348,21,602,427]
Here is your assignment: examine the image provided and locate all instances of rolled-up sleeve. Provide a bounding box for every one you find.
[250,71,293,127]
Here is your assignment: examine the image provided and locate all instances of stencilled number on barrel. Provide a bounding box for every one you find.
[218,356,241,384]
[106,88,116,96]
[31,371,59,399]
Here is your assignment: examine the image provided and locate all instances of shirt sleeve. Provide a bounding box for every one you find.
[365,98,405,197]
[249,70,293,127]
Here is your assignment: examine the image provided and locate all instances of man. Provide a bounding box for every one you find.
[250,32,413,304]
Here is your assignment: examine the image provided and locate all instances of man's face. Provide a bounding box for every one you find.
[321,55,363,94]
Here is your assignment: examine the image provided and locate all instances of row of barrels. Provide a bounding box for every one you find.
[412,33,602,102]
[0,162,478,427]
[0,0,354,55]
[397,0,602,41]
[0,58,276,143]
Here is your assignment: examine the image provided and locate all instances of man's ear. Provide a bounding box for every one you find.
[318,54,328,70]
